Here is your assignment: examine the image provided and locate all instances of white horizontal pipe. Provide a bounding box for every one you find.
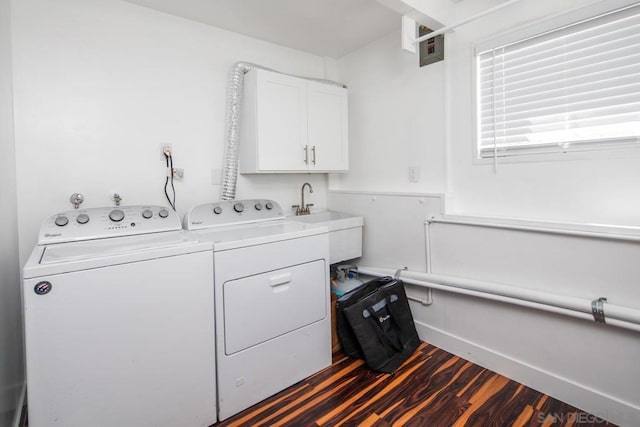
[429,217,640,243]
[356,266,640,333]
[604,318,640,333]
[400,275,588,317]
[413,0,524,44]
[607,304,640,325]
[360,267,589,317]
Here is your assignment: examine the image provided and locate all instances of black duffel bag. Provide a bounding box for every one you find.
[336,276,394,359]
[337,276,420,373]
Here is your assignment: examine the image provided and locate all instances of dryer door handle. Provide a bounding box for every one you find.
[269,272,292,289]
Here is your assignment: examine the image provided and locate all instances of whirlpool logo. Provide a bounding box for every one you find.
[34,281,52,295]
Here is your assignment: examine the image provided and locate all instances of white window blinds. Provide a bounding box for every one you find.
[477,3,640,158]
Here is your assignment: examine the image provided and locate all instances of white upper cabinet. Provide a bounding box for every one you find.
[240,69,348,173]
[307,81,348,171]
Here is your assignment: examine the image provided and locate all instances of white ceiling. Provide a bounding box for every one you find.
[124,0,402,58]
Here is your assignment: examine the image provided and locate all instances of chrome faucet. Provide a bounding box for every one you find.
[292,182,314,215]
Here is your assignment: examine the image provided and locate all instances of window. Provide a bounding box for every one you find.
[476,3,640,159]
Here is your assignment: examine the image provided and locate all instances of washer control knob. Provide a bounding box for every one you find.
[142,209,153,219]
[76,213,90,224]
[254,202,263,211]
[158,208,169,218]
[213,206,223,215]
[109,209,125,222]
[265,202,274,210]
[233,203,244,213]
[54,216,69,227]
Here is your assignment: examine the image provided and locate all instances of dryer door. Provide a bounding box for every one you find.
[223,259,327,355]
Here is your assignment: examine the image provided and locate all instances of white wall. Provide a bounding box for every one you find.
[332,30,446,194]
[445,0,640,226]
[0,0,24,423]
[11,0,333,264]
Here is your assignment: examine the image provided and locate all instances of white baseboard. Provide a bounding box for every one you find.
[415,321,640,427]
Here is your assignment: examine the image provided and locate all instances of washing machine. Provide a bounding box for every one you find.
[22,205,216,427]
[184,199,331,421]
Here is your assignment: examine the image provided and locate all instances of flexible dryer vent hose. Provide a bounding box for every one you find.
[220,62,346,201]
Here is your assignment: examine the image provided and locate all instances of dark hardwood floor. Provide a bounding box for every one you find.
[215,341,614,427]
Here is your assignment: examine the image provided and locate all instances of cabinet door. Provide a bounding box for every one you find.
[307,81,348,172]
[256,70,308,171]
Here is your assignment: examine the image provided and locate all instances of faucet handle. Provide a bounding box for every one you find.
[304,203,314,214]
[291,204,301,215]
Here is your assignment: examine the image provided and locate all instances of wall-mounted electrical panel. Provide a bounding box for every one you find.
[419,26,444,67]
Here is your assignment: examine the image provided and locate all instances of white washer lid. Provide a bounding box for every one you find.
[190,220,328,251]
[40,231,201,264]
[24,231,212,279]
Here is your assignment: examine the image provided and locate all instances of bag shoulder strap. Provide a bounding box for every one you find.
[364,298,402,352]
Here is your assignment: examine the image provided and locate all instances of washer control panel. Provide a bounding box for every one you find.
[38,205,181,244]
[185,199,284,230]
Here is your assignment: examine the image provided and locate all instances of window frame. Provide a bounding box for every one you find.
[471,0,640,165]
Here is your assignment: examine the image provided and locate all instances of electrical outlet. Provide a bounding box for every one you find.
[409,166,420,183]
[160,143,172,161]
[172,168,184,179]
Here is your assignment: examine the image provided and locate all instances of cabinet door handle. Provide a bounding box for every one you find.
[311,145,316,165]
[303,145,309,164]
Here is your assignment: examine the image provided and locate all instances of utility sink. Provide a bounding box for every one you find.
[289,211,362,230]
[289,211,363,264]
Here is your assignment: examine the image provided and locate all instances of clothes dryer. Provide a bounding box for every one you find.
[184,199,331,420]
